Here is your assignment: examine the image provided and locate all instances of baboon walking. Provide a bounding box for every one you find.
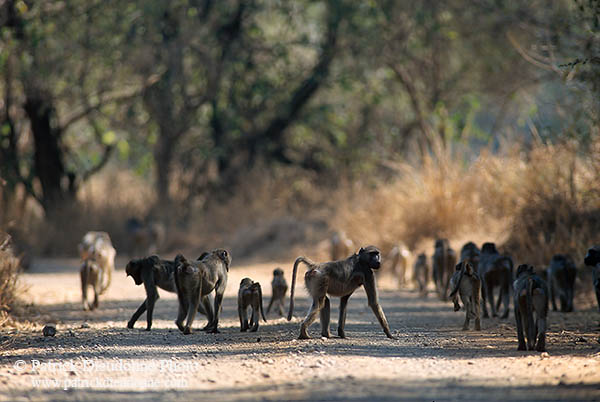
[584,246,600,312]
[78,231,116,295]
[547,254,576,312]
[386,243,411,287]
[80,259,101,311]
[266,268,288,316]
[513,264,548,352]
[238,278,267,332]
[478,242,513,318]
[412,253,429,297]
[331,231,354,261]
[449,261,481,330]
[432,239,457,301]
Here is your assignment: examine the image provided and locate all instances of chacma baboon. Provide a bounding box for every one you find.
[287,246,394,340]
[80,259,101,311]
[78,231,116,294]
[412,253,429,297]
[331,231,354,261]
[126,218,165,258]
[449,261,481,330]
[478,242,513,319]
[125,255,211,331]
[266,268,288,316]
[460,242,480,272]
[584,246,600,312]
[385,243,411,287]
[547,254,576,312]
[432,239,457,301]
[174,249,231,334]
[513,264,548,351]
[238,278,267,332]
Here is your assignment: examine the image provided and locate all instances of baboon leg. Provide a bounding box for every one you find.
[81,270,89,311]
[266,297,275,315]
[145,290,159,331]
[488,283,498,317]
[206,291,224,333]
[92,283,99,310]
[462,301,470,331]
[473,295,482,331]
[595,286,600,313]
[128,301,147,329]
[480,280,489,318]
[549,281,557,311]
[338,294,350,338]
[320,296,331,338]
[500,283,510,319]
[533,293,547,351]
[300,298,323,339]
[175,297,188,332]
[183,289,201,335]
[250,303,259,332]
[238,306,248,332]
[515,307,526,350]
[277,298,285,316]
[201,295,215,331]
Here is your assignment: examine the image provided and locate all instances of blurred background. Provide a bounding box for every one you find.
[0,0,599,268]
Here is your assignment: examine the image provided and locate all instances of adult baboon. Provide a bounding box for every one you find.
[287,246,394,340]
[80,259,101,311]
[238,278,267,332]
[449,261,481,330]
[547,254,576,312]
[584,246,600,312]
[513,264,548,352]
[460,242,480,272]
[432,239,457,301]
[125,255,211,330]
[78,231,116,294]
[266,268,288,316]
[412,253,429,297]
[478,242,513,319]
[126,218,165,258]
[174,249,231,334]
[386,243,411,287]
[331,231,354,261]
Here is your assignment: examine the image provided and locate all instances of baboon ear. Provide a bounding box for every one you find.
[174,254,187,265]
[358,247,365,254]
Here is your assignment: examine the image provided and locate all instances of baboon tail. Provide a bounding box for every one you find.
[526,277,535,345]
[255,283,267,322]
[173,261,184,306]
[287,256,314,321]
[449,263,465,299]
[99,258,113,295]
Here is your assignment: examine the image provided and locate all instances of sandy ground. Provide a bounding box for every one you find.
[1,256,600,401]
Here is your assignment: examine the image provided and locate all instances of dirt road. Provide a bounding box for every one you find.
[1,257,600,401]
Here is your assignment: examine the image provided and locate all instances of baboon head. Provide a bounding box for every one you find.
[126,255,160,285]
[358,246,381,270]
[273,268,284,277]
[584,246,600,267]
[481,242,498,254]
[214,249,231,271]
[434,239,447,249]
[240,277,253,288]
[516,264,534,278]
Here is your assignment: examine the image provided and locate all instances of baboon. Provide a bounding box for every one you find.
[449,261,481,330]
[386,243,411,287]
[432,239,457,301]
[478,242,513,319]
[584,246,600,312]
[80,259,101,311]
[547,254,576,312]
[460,242,480,272]
[412,253,429,297]
[174,249,231,334]
[126,218,165,258]
[331,231,354,261]
[513,264,548,352]
[125,255,211,330]
[78,231,116,294]
[266,268,288,316]
[238,278,267,332]
[287,246,394,340]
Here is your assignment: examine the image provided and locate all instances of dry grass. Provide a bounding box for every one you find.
[0,245,25,328]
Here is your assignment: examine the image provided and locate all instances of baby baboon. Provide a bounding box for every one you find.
[385,243,411,287]
[125,255,212,330]
[547,254,576,312]
[288,246,394,340]
[584,246,600,312]
[449,261,481,330]
[174,249,231,334]
[266,268,288,316]
[432,239,457,301]
[78,231,116,294]
[238,278,267,332]
[412,253,429,297]
[478,242,513,319]
[331,231,354,261]
[513,264,548,352]
[80,259,101,311]
[460,242,480,272]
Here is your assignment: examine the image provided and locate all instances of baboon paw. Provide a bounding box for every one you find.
[240,328,247,332]
[298,333,311,340]
[144,327,152,332]
[536,345,546,352]
[454,305,461,312]
[208,328,220,334]
[517,345,526,351]
[183,327,192,335]
[462,326,469,331]
[501,312,509,319]
[321,333,330,338]
[475,325,481,331]
[337,331,346,339]
[250,327,258,332]
[127,322,135,329]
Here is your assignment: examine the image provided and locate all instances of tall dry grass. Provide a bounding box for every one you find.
[0,245,23,327]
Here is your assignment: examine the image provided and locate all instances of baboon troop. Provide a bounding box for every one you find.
[432,239,457,301]
[78,231,116,311]
[266,268,288,317]
[330,231,354,261]
[449,261,481,331]
[478,242,513,319]
[237,278,267,332]
[513,264,548,352]
[547,254,576,312]
[288,246,394,339]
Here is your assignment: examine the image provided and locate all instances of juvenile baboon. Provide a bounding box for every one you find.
[80,259,101,311]
[288,246,394,340]
[584,246,600,312]
[126,218,166,258]
[478,242,513,319]
[174,249,231,334]
[78,231,116,294]
[238,278,267,332]
[432,239,457,301]
[386,243,411,287]
[412,253,429,297]
[460,242,480,272]
[449,261,481,330]
[513,264,548,352]
[266,268,288,316]
[331,231,354,261]
[125,255,211,330]
[547,254,576,312]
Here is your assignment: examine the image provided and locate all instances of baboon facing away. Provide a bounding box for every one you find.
[238,278,267,332]
[78,231,116,295]
[460,242,480,272]
[288,246,394,340]
[584,246,600,312]
[125,255,211,331]
[513,264,548,352]
[432,239,457,301]
[331,231,354,261]
[478,242,513,319]
[266,268,288,316]
[386,243,411,287]
[547,254,576,312]
[449,261,481,330]
[412,253,429,297]
[80,259,101,311]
